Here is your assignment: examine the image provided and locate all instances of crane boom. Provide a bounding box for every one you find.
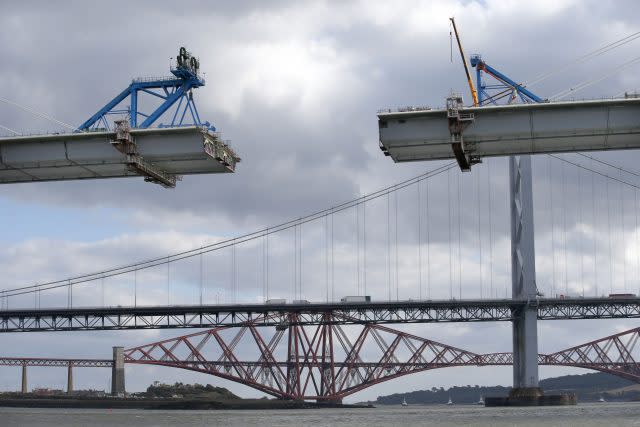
[449,17,479,106]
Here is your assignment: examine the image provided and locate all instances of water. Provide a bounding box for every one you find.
[2,402,640,426]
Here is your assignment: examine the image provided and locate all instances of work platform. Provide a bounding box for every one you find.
[378,97,640,169]
[0,126,239,187]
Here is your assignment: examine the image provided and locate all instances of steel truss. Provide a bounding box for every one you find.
[124,313,487,401]
[124,314,640,401]
[0,357,112,368]
[2,321,640,400]
[1,298,640,333]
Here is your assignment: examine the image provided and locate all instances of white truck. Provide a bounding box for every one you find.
[340,296,371,303]
[266,298,287,305]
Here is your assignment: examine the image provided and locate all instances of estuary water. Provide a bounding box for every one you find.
[2,402,640,427]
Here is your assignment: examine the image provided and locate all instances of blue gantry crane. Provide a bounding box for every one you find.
[470,55,545,105]
[79,47,215,132]
[0,47,239,188]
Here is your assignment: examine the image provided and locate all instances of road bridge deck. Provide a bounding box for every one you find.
[0,126,238,185]
[378,97,640,167]
[1,297,638,332]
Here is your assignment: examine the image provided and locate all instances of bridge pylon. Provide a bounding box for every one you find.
[509,155,541,398]
[111,347,125,396]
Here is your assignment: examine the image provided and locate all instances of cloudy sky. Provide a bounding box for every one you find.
[2,0,640,402]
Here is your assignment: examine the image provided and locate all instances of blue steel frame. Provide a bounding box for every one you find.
[470,55,544,105]
[78,65,214,132]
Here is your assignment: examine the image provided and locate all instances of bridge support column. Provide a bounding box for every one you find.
[67,363,73,394]
[509,155,540,396]
[21,365,27,394]
[111,346,125,396]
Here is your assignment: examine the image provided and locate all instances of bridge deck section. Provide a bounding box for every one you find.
[1,298,638,332]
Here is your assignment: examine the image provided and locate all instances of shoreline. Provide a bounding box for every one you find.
[0,397,374,410]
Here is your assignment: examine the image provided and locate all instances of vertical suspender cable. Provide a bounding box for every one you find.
[325,216,329,302]
[549,156,556,297]
[578,167,585,297]
[167,255,171,305]
[135,269,138,307]
[488,160,494,298]
[477,167,483,299]
[199,251,203,305]
[264,228,271,300]
[331,213,335,301]
[448,169,453,299]
[636,190,639,296]
[418,179,422,300]
[591,158,598,297]
[562,160,568,295]
[458,170,462,299]
[356,201,360,295]
[620,170,627,291]
[299,224,302,299]
[606,178,613,294]
[426,177,431,299]
[294,226,298,300]
[387,193,391,301]
[395,191,399,301]
[363,198,367,296]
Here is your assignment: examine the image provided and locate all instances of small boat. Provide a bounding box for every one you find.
[476,396,485,405]
[401,397,408,406]
[446,397,454,405]
[598,395,606,403]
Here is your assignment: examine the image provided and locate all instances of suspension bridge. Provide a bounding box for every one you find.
[3,34,640,403]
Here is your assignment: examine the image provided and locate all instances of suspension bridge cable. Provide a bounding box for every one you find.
[0,162,457,298]
[0,124,19,135]
[576,152,640,180]
[0,96,82,132]
[526,30,640,88]
[548,154,640,191]
[550,56,640,100]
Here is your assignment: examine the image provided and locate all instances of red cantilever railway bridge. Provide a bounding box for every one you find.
[3,314,640,401]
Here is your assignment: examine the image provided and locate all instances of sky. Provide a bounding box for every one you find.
[2,0,640,402]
